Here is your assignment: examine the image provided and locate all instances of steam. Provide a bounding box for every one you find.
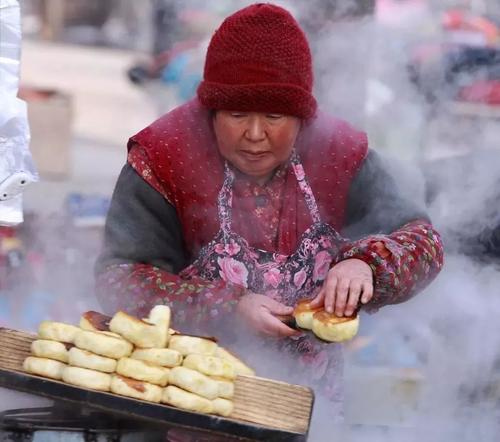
[299,1,500,441]
[3,1,500,440]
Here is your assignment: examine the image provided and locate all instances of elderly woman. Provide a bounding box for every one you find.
[96,2,443,428]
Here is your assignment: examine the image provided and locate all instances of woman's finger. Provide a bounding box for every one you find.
[324,274,338,314]
[361,280,374,304]
[334,278,350,317]
[309,287,325,308]
[263,298,294,316]
[345,280,362,317]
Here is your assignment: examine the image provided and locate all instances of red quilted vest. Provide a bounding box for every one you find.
[128,99,368,258]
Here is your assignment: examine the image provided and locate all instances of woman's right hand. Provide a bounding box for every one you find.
[236,292,300,337]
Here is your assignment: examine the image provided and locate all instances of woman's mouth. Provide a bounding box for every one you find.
[239,150,270,161]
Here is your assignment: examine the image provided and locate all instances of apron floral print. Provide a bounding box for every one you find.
[180,151,345,302]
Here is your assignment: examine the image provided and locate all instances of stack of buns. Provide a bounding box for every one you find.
[293,299,360,342]
[23,306,255,418]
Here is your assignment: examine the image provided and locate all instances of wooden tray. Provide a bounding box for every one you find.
[0,328,313,441]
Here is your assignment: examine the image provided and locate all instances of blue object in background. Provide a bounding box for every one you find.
[162,53,189,83]
[65,193,110,226]
[0,289,55,332]
[161,52,202,101]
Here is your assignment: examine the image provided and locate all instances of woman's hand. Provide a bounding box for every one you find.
[236,292,300,337]
[310,259,374,317]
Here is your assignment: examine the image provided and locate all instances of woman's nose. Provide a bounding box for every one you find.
[245,115,266,141]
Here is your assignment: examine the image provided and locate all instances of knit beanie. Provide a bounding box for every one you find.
[197,3,317,119]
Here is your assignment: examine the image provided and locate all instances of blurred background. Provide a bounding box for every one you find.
[2,0,500,440]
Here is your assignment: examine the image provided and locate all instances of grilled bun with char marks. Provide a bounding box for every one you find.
[293,299,323,330]
[62,366,111,391]
[109,306,170,348]
[110,374,163,403]
[74,330,133,359]
[116,357,170,387]
[31,340,69,363]
[38,321,80,344]
[311,310,359,342]
[23,356,66,380]
[68,347,117,373]
[162,385,214,414]
[79,311,111,332]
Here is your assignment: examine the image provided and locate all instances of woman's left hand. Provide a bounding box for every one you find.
[310,259,374,317]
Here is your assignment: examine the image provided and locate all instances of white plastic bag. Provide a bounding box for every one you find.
[0,0,38,225]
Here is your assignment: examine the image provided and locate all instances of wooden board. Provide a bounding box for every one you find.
[0,328,313,440]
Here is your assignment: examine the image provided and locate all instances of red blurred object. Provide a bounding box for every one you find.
[442,9,499,45]
[0,227,19,260]
[458,80,500,105]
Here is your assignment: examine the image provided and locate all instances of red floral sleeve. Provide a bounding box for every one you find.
[95,263,244,328]
[339,220,444,311]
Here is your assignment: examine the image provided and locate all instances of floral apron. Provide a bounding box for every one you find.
[180,151,347,417]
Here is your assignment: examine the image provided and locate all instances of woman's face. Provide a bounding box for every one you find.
[213,111,301,184]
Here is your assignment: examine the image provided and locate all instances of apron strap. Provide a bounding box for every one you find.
[290,151,322,224]
[217,150,321,238]
[218,162,234,239]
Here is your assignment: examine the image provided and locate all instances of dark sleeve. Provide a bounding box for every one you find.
[95,164,187,273]
[343,149,429,238]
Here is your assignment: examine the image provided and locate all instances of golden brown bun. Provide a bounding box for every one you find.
[109,307,169,348]
[79,311,111,332]
[23,356,66,380]
[74,330,133,359]
[146,305,171,341]
[183,354,236,380]
[293,300,323,330]
[212,398,234,417]
[38,321,80,344]
[162,386,214,414]
[210,376,234,399]
[130,347,182,368]
[214,347,255,376]
[116,357,170,387]
[62,366,111,391]
[168,367,219,400]
[311,311,360,342]
[68,347,117,373]
[31,340,69,363]
[168,335,217,357]
[110,375,163,403]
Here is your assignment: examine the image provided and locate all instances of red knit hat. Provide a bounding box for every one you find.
[197,3,317,119]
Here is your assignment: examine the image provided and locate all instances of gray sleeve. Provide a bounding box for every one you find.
[342,150,429,239]
[95,164,187,274]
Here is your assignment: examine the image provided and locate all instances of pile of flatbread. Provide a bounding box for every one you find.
[23,305,255,417]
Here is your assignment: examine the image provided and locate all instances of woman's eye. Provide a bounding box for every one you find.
[230,112,246,118]
[267,114,284,120]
